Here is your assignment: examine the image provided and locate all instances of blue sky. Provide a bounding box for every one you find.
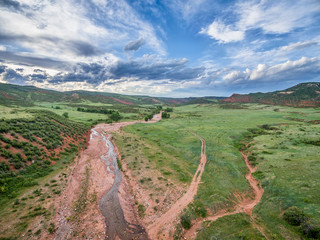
[0,0,320,97]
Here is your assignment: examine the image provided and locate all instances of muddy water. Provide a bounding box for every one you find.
[92,128,148,240]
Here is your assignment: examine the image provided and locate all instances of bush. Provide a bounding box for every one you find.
[283,206,307,226]
[138,204,145,218]
[48,223,55,234]
[109,111,122,122]
[180,213,191,229]
[62,112,69,118]
[161,112,170,119]
[192,201,207,218]
[300,222,320,239]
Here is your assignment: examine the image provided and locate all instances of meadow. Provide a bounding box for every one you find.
[115,103,320,239]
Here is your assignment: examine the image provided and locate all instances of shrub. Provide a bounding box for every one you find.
[48,223,55,234]
[192,201,207,218]
[109,111,122,122]
[138,204,145,218]
[300,222,320,239]
[283,206,307,226]
[62,112,69,118]
[180,213,191,229]
[161,112,170,119]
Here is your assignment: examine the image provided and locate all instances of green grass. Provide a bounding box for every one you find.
[116,103,320,239]
[251,123,320,239]
[114,121,200,184]
[196,213,265,240]
[0,106,33,119]
[29,102,117,124]
[28,101,154,124]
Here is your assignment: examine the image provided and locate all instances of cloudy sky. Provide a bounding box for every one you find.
[0,0,320,97]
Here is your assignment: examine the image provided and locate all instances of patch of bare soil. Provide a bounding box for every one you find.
[51,133,111,240]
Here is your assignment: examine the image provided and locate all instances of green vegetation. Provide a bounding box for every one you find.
[0,110,87,204]
[1,83,320,239]
[196,213,265,240]
[0,147,79,239]
[223,82,320,107]
[117,103,320,239]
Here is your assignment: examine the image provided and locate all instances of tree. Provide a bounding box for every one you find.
[162,112,170,119]
[109,111,122,122]
[62,112,69,118]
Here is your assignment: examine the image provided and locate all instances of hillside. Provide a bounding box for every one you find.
[222,82,320,107]
[0,110,88,198]
[0,83,224,107]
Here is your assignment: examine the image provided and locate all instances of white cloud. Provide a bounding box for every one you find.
[0,0,165,65]
[200,21,244,43]
[201,0,320,43]
[280,41,319,52]
[164,0,209,22]
[221,57,320,84]
[236,0,320,34]
[228,39,320,68]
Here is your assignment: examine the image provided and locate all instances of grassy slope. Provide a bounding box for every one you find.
[116,103,320,239]
[251,123,320,239]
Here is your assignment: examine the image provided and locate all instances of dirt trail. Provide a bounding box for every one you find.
[184,144,267,240]
[147,130,207,239]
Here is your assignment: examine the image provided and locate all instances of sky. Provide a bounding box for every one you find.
[0,0,320,97]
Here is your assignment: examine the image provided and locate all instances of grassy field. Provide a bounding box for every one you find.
[0,105,34,119]
[1,96,319,239]
[115,103,320,239]
[251,122,320,239]
[0,100,157,125]
[30,101,142,124]
[196,213,265,240]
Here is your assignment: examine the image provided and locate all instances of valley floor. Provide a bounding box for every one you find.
[1,103,319,240]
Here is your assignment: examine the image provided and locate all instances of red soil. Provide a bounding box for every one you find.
[222,94,253,103]
[0,92,14,99]
[112,97,134,105]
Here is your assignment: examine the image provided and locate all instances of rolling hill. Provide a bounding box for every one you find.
[222,82,320,107]
[0,83,224,107]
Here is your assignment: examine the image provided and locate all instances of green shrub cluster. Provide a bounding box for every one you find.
[284,206,320,239]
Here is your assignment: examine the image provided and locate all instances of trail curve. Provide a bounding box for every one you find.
[184,143,267,239]
[147,130,207,239]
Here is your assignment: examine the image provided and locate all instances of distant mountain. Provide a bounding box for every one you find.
[222,82,320,107]
[0,83,225,107]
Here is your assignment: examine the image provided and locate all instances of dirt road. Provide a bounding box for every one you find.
[147,130,207,239]
[184,144,267,239]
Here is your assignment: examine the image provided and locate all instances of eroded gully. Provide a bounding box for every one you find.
[90,128,148,240]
